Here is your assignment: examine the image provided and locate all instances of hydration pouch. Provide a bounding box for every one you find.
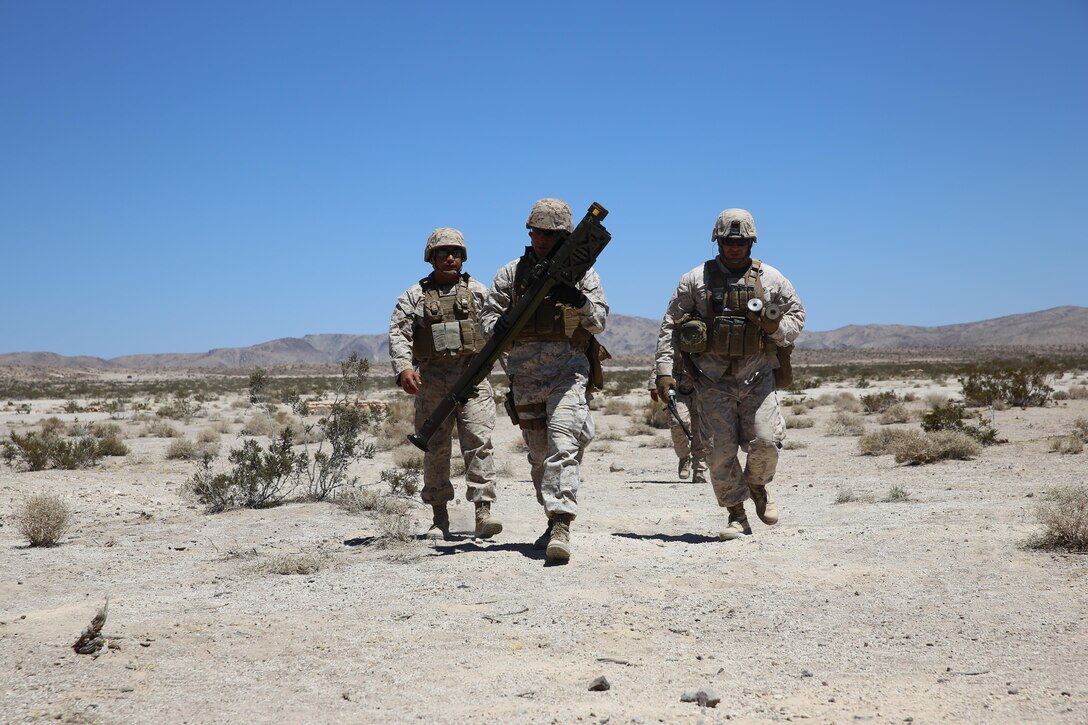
[678,319,708,353]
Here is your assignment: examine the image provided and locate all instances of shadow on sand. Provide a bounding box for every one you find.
[610,531,720,544]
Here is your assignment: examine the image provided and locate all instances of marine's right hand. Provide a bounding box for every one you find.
[398,370,423,395]
[655,375,676,401]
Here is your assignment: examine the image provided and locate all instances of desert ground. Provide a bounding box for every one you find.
[1,363,1086,724]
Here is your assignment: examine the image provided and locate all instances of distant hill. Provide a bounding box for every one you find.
[1,307,1085,369]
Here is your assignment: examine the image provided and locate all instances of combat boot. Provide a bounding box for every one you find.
[678,457,691,480]
[749,485,779,525]
[426,504,451,541]
[719,503,752,541]
[533,518,555,550]
[545,514,573,563]
[474,502,503,539]
[692,468,708,484]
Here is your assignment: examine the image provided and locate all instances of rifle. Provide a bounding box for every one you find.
[665,390,692,443]
[408,202,611,451]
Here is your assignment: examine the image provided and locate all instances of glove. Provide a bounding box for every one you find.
[756,314,780,335]
[655,375,676,401]
[551,284,587,308]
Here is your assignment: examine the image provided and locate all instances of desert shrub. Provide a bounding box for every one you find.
[883,485,911,502]
[89,422,122,439]
[959,364,1054,408]
[241,413,278,438]
[145,421,181,438]
[392,446,424,470]
[63,400,86,413]
[641,400,671,429]
[189,434,301,512]
[376,397,414,451]
[381,467,421,497]
[832,393,862,413]
[920,402,999,445]
[826,412,865,437]
[638,435,672,448]
[156,395,202,422]
[15,493,72,547]
[336,486,410,515]
[1072,417,1088,441]
[858,428,917,456]
[782,440,807,450]
[376,510,415,548]
[1053,390,1070,401]
[860,390,900,414]
[786,415,815,429]
[40,417,66,436]
[786,375,822,392]
[167,438,218,460]
[627,421,657,436]
[95,432,129,457]
[878,403,911,425]
[2,431,100,470]
[1050,436,1084,455]
[66,419,92,437]
[834,488,855,504]
[924,392,949,409]
[197,428,221,444]
[1068,385,1088,400]
[604,399,634,416]
[892,430,982,465]
[1027,485,1088,552]
[258,552,329,576]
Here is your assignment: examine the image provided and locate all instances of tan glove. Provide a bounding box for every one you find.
[655,375,676,401]
[756,314,780,334]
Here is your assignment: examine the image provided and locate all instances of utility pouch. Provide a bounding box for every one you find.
[430,321,463,354]
[503,392,520,426]
[678,319,708,353]
[459,319,482,354]
[774,344,794,388]
[710,317,764,358]
[586,336,611,391]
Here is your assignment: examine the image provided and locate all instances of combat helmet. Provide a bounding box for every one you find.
[525,198,573,233]
[712,208,758,243]
[423,227,468,263]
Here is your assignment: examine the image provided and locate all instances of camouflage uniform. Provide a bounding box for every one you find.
[480,261,607,518]
[655,209,804,535]
[646,366,709,481]
[389,266,497,509]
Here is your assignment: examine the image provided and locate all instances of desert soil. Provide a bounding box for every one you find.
[1,370,1086,724]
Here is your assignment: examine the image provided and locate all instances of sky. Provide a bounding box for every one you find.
[1,0,1085,359]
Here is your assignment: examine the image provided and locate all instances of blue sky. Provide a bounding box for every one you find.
[2,0,1085,358]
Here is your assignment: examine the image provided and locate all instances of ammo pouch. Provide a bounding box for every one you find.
[517,297,583,343]
[678,319,708,353]
[503,393,520,426]
[774,343,794,388]
[709,316,764,358]
[412,274,484,361]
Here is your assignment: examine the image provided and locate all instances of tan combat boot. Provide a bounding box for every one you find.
[692,460,708,484]
[427,504,451,541]
[474,502,503,539]
[533,518,555,550]
[749,485,779,525]
[678,457,691,480]
[719,503,752,541]
[545,514,573,563]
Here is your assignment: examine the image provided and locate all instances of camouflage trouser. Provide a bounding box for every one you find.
[515,370,592,518]
[413,362,497,506]
[669,388,708,474]
[697,370,785,507]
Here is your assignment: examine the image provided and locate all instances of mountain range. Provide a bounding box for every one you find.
[2,306,1085,370]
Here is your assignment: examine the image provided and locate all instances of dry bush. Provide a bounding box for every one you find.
[258,552,330,576]
[144,420,181,438]
[782,440,807,450]
[240,413,278,438]
[39,417,66,435]
[832,393,862,413]
[166,438,218,460]
[392,446,423,470]
[826,412,865,437]
[1050,436,1084,455]
[878,403,911,425]
[376,511,416,548]
[835,488,856,504]
[1068,385,1088,400]
[637,435,672,448]
[16,493,72,547]
[924,392,949,409]
[596,429,626,441]
[1073,417,1088,441]
[66,419,91,437]
[603,399,634,416]
[211,420,233,434]
[198,428,221,444]
[375,398,415,451]
[892,430,981,465]
[627,421,657,436]
[1028,485,1088,552]
[786,414,815,429]
[883,485,912,502]
[335,486,410,515]
[860,390,900,414]
[858,428,917,456]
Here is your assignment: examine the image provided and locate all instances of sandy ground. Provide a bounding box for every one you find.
[1,371,1086,724]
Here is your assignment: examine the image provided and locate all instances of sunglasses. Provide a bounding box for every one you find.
[716,237,752,247]
[434,247,464,259]
[529,228,562,239]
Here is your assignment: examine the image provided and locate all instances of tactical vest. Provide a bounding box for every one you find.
[511,253,590,347]
[412,273,485,361]
[677,258,766,358]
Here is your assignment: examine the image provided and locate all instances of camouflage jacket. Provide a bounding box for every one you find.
[655,257,805,383]
[480,256,608,385]
[388,273,489,378]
